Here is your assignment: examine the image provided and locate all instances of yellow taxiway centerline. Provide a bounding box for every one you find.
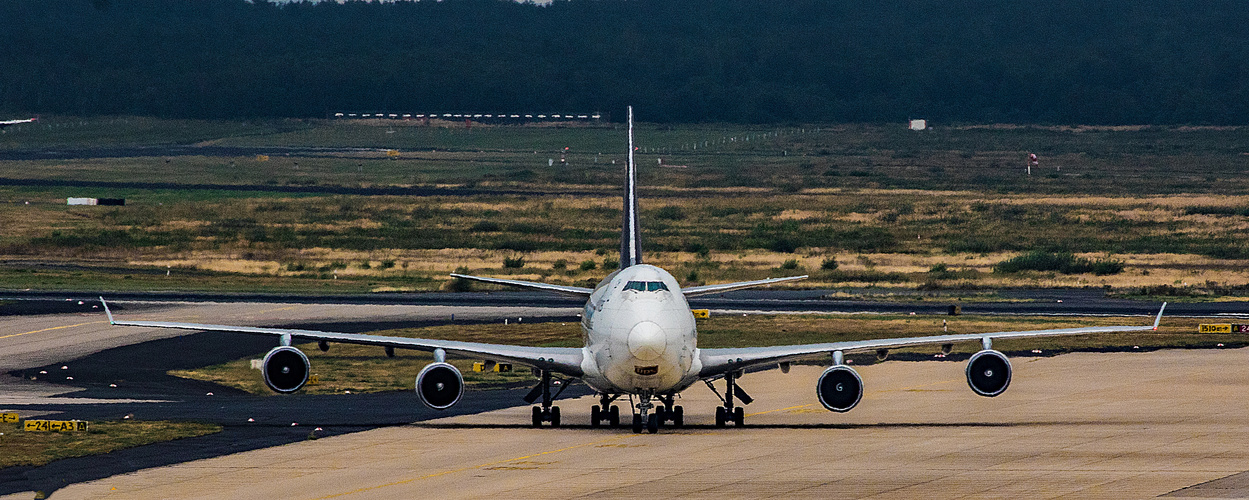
[0,321,106,340]
[314,433,639,499]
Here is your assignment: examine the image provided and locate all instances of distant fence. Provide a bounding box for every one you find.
[328,112,603,124]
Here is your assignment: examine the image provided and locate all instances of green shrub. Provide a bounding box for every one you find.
[780,259,800,270]
[654,206,685,220]
[820,258,839,271]
[992,251,1124,275]
[503,256,525,268]
[579,260,597,271]
[470,221,501,232]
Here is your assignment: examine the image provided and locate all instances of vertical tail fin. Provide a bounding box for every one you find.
[620,106,642,268]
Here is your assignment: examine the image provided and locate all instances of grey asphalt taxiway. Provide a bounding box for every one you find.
[21,349,1249,500]
[4,298,1249,499]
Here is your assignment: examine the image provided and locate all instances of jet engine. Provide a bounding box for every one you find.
[262,346,310,393]
[416,362,464,410]
[816,365,863,412]
[966,349,1011,397]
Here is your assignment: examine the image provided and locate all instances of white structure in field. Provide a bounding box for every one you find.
[909,119,927,131]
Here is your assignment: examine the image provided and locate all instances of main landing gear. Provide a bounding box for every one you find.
[590,394,621,428]
[525,369,569,427]
[627,391,684,434]
[706,371,752,427]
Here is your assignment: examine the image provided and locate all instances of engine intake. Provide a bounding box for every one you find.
[966,349,1011,397]
[262,346,310,393]
[416,362,464,410]
[816,365,863,412]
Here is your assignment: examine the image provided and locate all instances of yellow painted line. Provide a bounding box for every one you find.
[314,433,637,499]
[0,321,105,340]
[251,305,301,316]
[887,377,962,393]
[746,404,812,417]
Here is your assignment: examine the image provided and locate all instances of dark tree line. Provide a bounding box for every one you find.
[2,0,1247,124]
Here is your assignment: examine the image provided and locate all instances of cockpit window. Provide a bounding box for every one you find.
[625,281,669,292]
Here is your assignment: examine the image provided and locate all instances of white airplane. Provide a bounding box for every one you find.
[0,117,36,129]
[101,107,1167,434]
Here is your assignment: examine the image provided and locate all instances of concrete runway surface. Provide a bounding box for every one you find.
[14,346,1248,500]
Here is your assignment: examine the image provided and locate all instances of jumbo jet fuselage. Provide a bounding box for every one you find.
[579,264,700,395]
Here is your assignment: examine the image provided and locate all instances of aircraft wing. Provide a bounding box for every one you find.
[0,118,35,129]
[101,299,584,377]
[698,303,1167,378]
[681,275,808,297]
[449,273,593,297]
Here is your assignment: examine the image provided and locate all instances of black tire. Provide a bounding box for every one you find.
[609,405,620,426]
[532,406,543,427]
[656,406,667,422]
[673,406,684,427]
[550,406,561,428]
[647,413,659,434]
[733,406,745,426]
[590,405,601,427]
[715,407,726,427]
[631,413,643,434]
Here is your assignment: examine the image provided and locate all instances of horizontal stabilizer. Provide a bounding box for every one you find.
[449,274,593,297]
[682,275,807,297]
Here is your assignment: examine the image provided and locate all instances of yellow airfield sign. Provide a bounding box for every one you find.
[1198,324,1249,333]
[24,420,88,432]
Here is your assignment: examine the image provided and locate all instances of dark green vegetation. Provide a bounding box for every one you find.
[174,313,1236,395]
[3,0,1248,124]
[0,420,221,469]
[993,251,1124,276]
[3,118,1249,294]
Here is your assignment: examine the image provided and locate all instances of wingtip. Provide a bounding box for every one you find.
[99,296,115,325]
[1152,302,1168,330]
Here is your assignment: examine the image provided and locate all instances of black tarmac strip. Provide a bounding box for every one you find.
[0,315,589,498]
[4,288,1249,318]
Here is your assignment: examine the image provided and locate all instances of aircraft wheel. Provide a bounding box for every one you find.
[590,405,601,427]
[673,406,684,427]
[647,413,660,434]
[609,405,620,426]
[631,413,643,434]
[733,406,745,426]
[550,406,561,427]
[715,407,726,427]
[532,406,543,427]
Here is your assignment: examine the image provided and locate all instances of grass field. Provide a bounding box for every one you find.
[2,117,1249,296]
[0,420,221,470]
[172,313,1228,396]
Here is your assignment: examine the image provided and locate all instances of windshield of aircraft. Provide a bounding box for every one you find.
[624,280,669,292]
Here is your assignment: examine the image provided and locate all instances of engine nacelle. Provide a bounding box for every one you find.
[416,362,464,410]
[816,365,863,412]
[262,346,310,394]
[966,349,1012,397]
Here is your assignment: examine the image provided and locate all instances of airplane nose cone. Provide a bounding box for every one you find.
[628,321,667,361]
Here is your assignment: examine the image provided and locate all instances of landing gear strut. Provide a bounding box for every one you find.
[525,369,568,427]
[590,393,621,428]
[655,394,684,428]
[707,371,752,427]
[630,390,660,434]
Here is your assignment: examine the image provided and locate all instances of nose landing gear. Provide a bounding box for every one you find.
[626,392,683,434]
